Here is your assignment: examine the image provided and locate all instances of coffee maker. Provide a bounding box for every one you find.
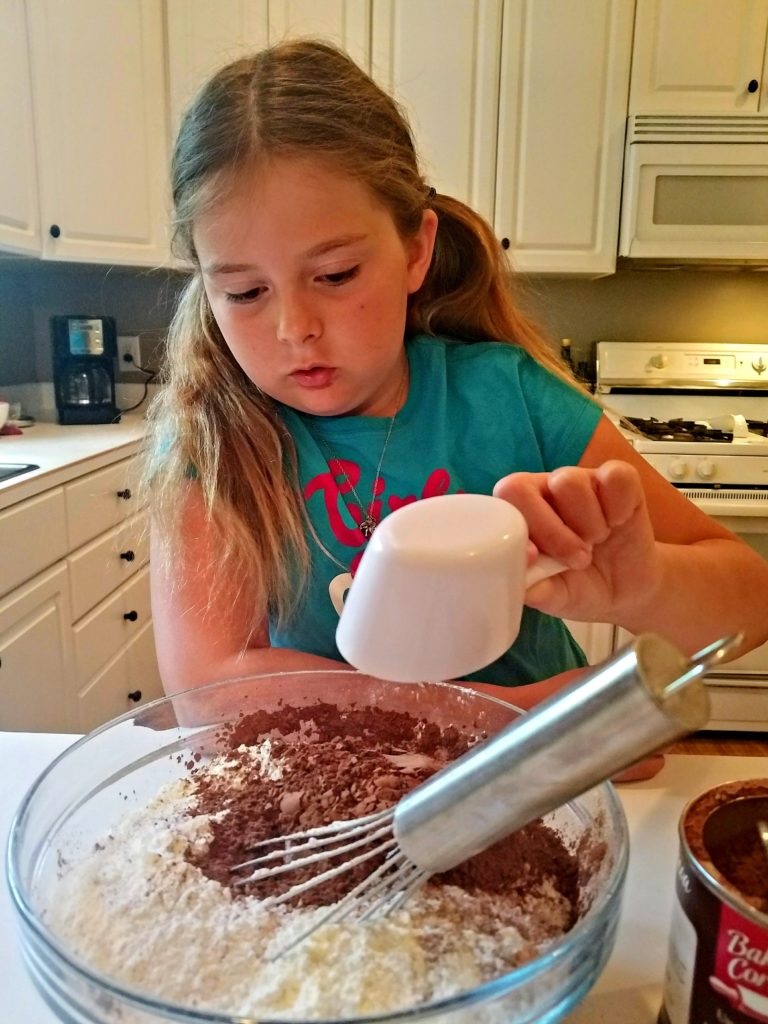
[52,316,121,425]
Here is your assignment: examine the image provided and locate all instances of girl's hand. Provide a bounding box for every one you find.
[493,459,662,625]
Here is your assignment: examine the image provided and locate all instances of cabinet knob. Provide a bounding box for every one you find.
[500,237,510,250]
[120,549,135,562]
[116,488,132,500]
[123,610,139,622]
[748,79,759,93]
[127,690,142,703]
[49,224,61,238]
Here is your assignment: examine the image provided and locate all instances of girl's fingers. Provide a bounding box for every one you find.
[594,460,646,527]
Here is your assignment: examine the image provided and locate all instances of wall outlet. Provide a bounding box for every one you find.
[117,335,141,369]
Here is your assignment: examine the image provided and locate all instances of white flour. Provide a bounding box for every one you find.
[46,750,573,1021]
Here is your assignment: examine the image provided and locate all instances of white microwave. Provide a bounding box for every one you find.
[619,115,768,263]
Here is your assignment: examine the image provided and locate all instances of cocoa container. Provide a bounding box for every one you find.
[659,779,768,1024]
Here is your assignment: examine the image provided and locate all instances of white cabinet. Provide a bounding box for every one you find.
[0,564,75,732]
[630,0,768,113]
[13,0,170,266]
[0,0,41,256]
[0,454,162,733]
[166,0,370,140]
[564,619,615,667]
[495,0,634,275]
[371,0,501,224]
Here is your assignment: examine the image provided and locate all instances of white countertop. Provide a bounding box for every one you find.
[0,416,146,511]
[2,736,766,1023]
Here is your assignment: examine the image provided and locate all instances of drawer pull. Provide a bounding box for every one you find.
[123,610,139,622]
[127,690,142,703]
[120,550,135,562]
[747,78,759,93]
[116,488,132,500]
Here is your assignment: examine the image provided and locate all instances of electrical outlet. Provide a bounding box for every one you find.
[117,335,141,369]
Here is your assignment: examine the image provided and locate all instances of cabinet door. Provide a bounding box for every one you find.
[495,0,634,276]
[0,0,41,255]
[165,0,269,140]
[371,0,501,223]
[26,0,170,266]
[0,563,75,732]
[269,0,371,69]
[564,620,615,666]
[630,0,768,113]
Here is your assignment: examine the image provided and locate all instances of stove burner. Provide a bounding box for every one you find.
[625,418,733,443]
[747,419,768,437]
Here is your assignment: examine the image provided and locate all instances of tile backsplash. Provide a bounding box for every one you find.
[1,259,767,396]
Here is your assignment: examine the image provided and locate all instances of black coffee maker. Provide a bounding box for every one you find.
[52,316,121,425]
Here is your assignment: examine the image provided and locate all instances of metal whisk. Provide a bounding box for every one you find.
[232,633,737,957]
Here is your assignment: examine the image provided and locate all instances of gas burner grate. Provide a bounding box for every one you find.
[625,417,733,443]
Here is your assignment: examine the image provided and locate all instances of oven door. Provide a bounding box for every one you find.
[615,513,768,731]
[619,140,768,261]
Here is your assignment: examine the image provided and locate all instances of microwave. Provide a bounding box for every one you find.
[619,115,768,263]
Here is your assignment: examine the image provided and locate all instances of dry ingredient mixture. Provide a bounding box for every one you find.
[48,703,583,1020]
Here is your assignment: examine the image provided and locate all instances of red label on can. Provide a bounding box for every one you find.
[711,903,768,1022]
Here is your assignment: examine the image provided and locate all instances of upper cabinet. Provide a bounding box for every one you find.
[0,0,41,255]
[371,0,502,226]
[166,0,371,140]
[495,0,635,276]
[372,0,634,277]
[25,0,170,266]
[629,0,768,113]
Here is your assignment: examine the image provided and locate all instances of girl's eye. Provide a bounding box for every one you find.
[225,286,265,304]
[319,266,359,286]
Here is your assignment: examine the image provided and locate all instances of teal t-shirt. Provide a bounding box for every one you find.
[273,335,603,685]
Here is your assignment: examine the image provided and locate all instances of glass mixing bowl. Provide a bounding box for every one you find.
[7,670,628,1024]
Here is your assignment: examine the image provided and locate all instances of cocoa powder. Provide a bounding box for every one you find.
[184,703,579,924]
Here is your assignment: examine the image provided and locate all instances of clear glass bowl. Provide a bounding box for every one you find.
[7,670,628,1024]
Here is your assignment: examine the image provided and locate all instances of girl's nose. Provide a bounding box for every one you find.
[276,292,321,345]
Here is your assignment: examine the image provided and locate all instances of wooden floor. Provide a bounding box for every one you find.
[669,732,768,756]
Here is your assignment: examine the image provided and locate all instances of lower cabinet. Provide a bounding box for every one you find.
[0,563,76,731]
[564,619,615,667]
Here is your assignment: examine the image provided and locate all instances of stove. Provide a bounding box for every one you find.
[594,341,768,730]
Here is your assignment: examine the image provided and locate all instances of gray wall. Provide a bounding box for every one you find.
[0,259,185,386]
[1,258,766,388]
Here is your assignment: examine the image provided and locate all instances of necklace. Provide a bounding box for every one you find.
[308,370,407,541]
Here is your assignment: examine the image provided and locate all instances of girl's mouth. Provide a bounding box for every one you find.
[291,366,336,388]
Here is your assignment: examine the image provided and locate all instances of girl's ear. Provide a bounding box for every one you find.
[405,209,439,294]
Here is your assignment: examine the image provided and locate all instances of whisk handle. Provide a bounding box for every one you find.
[393,633,717,873]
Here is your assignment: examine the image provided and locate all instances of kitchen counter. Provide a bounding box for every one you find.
[2,735,766,1022]
[0,416,146,511]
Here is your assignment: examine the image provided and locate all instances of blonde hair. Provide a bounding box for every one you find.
[145,39,572,628]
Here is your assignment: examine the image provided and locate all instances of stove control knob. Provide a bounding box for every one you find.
[649,354,668,369]
[669,459,689,480]
[696,459,716,480]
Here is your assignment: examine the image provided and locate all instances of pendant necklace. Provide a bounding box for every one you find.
[309,370,407,542]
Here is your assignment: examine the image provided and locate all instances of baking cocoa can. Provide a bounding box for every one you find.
[659,779,768,1024]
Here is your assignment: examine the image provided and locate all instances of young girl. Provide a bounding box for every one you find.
[146,40,768,730]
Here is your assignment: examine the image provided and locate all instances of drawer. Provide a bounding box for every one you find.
[77,619,163,732]
[73,566,151,684]
[0,488,68,597]
[68,511,148,621]
[65,458,141,550]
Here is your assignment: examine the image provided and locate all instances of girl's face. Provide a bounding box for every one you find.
[194,157,437,417]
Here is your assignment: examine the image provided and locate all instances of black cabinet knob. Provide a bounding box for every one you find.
[127,690,142,702]
[120,550,135,562]
[116,488,132,500]
[123,610,138,622]
[748,79,759,93]
[49,224,61,238]
[500,237,510,249]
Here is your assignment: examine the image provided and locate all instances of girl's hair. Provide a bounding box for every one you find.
[146,38,572,630]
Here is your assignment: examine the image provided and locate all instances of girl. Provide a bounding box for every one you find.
[146,40,768,731]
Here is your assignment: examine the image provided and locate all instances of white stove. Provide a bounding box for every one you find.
[595,341,768,731]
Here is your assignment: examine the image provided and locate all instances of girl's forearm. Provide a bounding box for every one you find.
[618,538,768,657]
[161,646,347,697]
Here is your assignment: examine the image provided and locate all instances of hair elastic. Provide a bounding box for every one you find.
[427,186,437,199]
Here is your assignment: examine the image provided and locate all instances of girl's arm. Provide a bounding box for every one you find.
[150,483,343,696]
[494,415,768,658]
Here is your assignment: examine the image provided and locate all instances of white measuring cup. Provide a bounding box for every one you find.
[335,492,565,682]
